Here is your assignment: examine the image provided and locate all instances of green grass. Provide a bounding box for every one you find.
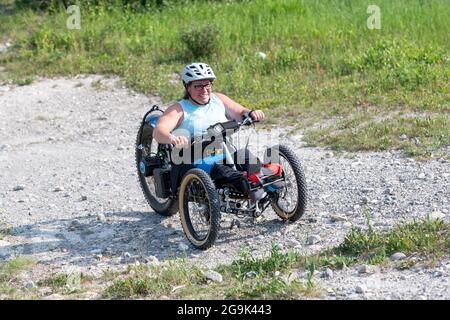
[0,0,449,156]
[103,245,318,300]
[37,272,94,294]
[0,257,36,297]
[103,217,449,299]
[1,217,445,299]
[306,216,450,269]
[103,258,205,299]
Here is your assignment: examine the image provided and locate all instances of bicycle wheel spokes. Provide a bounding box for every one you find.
[186,178,211,240]
[277,155,298,213]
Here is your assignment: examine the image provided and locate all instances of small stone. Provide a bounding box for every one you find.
[343,222,352,228]
[361,188,374,193]
[418,173,426,180]
[245,271,257,279]
[361,197,368,205]
[24,281,36,290]
[97,213,106,222]
[53,186,64,192]
[357,265,375,274]
[81,195,87,201]
[321,268,333,278]
[390,252,407,261]
[399,134,408,141]
[68,220,82,231]
[48,137,56,141]
[13,185,25,191]
[429,211,445,220]
[324,151,334,158]
[178,242,189,251]
[355,285,367,294]
[117,145,125,151]
[146,255,159,264]
[121,252,132,263]
[256,51,267,59]
[330,214,348,223]
[204,270,223,283]
[432,271,443,278]
[383,188,394,195]
[286,239,301,248]
[306,235,320,245]
[230,219,241,230]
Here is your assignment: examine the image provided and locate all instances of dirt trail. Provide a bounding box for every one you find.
[0,75,449,299]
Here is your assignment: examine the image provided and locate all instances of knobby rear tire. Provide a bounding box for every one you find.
[135,124,178,216]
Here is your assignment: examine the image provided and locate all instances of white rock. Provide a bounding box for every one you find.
[204,270,223,283]
[429,211,445,220]
[0,240,11,246]
[343,222,352,228]
[53,186,64,192]
[330,214,348,222]
[390,252,407,261]
[97,213,106,222]
[121,252,131,262]
[418,173,426,180]
[146,255,159,264]
[178,242,189,251]
[256,52,267,59]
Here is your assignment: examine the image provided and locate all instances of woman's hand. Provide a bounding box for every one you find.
[249,110,265,121]
[169,134,189,148]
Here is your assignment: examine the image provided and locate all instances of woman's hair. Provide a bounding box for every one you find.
[182,86,190,100]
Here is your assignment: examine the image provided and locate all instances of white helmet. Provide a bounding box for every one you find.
[181,62,216,85]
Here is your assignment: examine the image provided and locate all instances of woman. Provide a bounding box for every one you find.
[153,62,265,193]
[153,62,265,148]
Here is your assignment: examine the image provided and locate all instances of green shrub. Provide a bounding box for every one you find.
[180,25,219,59]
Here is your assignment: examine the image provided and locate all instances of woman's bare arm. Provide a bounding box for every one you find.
[216,92,265,122]
[153,103,189,148]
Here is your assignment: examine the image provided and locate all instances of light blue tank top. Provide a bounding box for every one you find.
[175,93,228,136]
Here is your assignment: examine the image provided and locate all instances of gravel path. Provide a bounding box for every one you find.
[0,75,449,299]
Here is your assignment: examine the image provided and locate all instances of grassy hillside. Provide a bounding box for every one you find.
[0,0,449,157]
